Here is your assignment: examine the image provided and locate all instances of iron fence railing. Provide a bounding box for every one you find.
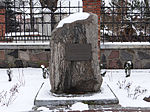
[0,0,82,43]
[1,0,149,43]
[101,0,150,42]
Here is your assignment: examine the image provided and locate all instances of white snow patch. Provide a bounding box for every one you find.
[70,102,89,111]
[0,68,46,112]
[37,106,50,111]
[1,68,150,111]
[57,0,83,13]
[56,12,90,28]
[104,0,111,6]
[5,32,42,37]
[103,69,150,107]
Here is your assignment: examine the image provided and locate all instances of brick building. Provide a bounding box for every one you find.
[0,1,5,40]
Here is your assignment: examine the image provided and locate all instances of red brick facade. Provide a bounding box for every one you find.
[0,9,5,40]
[83,0,101,25]
[83,0,101,60]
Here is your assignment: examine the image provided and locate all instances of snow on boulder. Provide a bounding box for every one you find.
[56,12,90,28]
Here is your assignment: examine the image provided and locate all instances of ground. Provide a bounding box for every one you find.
[103,69,150,107]
[0,68,45,112]
[0,68,150,111]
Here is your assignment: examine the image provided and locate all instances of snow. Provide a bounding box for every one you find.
[0,68,45,112]
[5,32,42,37]
[56,12,90,28]
[101,42,150,46]
[104,0,111,6]
[70,102,89,111]
[103,69,150,107]
[57,0,83,13]
[1,68,150,111]
[100,42,150,49]
[0,43,49,46]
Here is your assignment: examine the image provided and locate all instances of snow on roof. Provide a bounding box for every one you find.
[104,0,111,6]
[56,12,89,28]
[56,0,83,13]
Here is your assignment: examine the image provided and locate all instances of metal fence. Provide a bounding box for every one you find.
[101,0,150,42]
[0,0,82,43]
[1,0,149,43]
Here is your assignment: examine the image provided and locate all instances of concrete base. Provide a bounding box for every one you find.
[34,82,119,108]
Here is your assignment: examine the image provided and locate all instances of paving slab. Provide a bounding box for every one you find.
[34,82,119,107]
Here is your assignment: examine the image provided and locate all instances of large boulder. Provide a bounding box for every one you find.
[49,12,103,94]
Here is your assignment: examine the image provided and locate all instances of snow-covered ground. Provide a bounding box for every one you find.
[103,69,150,107]
[0,68,150,112]
[0,68,45,112]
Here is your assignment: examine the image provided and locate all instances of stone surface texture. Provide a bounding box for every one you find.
[49,13,103,94]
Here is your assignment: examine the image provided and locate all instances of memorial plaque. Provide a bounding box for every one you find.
[65,44,92,61]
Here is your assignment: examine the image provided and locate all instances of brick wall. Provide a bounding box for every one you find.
[0,8,5,40]
[83,0,101,25]
[83,0,101,60]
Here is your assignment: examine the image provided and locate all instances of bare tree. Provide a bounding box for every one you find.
[39,0,58,12]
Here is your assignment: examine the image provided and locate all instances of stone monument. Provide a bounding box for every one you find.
[49,12,103,94]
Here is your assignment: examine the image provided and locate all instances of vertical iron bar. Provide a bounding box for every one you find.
[42,8,44,43]
[103,0,105,43]
[140,1,142,42]
[23,1,26,43]
[69,1,71,15]
[5,2,7,42]
[112,0,114,42]
[60,1,62,20]
[78,1,80,12]
[14,0,17,43]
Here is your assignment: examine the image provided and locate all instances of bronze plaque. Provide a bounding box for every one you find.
[65,44,92,61]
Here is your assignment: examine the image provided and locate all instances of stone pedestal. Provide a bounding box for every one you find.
[49,13,102,94]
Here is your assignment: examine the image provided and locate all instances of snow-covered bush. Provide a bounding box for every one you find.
[117,79,147,100]
[0,68,25,107]
[0,83,20,106]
